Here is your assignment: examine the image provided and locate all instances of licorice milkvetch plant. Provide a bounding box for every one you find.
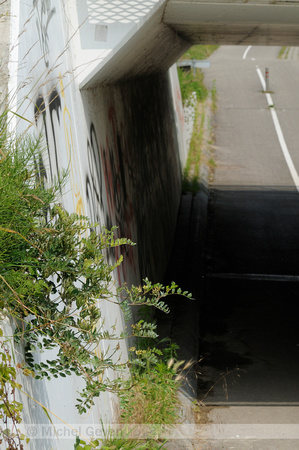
[0,111,192,427]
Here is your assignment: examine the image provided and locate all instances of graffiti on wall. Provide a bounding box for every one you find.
[85,123,104,226]
[85,107,137,283]
[34,88,60,183]
[32,0,85,215]
[28,0,169,282]
[33,0,56,68]
[34,75,85,216]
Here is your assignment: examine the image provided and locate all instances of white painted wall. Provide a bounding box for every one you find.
[5,1,186,448]
[8,2,128,448]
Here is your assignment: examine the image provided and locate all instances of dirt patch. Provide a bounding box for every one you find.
[193,403,214,425]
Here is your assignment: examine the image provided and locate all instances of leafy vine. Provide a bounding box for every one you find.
[0,115,191,447]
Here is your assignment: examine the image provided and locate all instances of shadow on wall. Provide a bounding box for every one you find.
[156,187,209,398]
[81,72,183,286]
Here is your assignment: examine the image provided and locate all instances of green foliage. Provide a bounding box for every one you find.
[0,331,31,449]
[178,68,207,106]
[177,45,218,106]
[179,46,218,195]
[1,193,186,413]
[74,342,184,449]
[75,431,166,450]
[181,45,219,62]
[182,105,204,194]
[0,111,192,448]
[100,431,166,450]
[278,46,290,60]
[120,356,183,426]
[211,80,217,112]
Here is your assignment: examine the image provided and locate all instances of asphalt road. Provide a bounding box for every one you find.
[198,46,299,449]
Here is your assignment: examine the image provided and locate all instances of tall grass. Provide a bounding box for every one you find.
[178,45,219,105]
[0,115,58,310]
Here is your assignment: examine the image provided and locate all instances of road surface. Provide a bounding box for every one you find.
[198,45,299,449]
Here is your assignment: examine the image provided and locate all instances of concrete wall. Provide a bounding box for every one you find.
[6,1,186,447]
[81,73,182,285]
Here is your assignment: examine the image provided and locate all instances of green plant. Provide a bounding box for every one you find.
[178,46,218,195]
[180,45,219,62]
[0,330,31,450]
[178,68,208,106]
[178,45,218,106]
[208,158,216,168]
[182,105,204,194]
[278,46,289,59]
[75,430,166,450]
[211,80,217,112]
[0,111,192,447]
[120,357,183,426]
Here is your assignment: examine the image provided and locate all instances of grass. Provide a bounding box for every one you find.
[178,68,208,106]
[278,46,290,60]
[179,45,218,194]
[113,343,186,448]
[97,425,166,450]
[178,45,219,106]
[74,352,187,449]
[120,359,183,426]
[182,106,205,194]
[211,80,217,112]
[180,45,219,62]
[181,98,216,194]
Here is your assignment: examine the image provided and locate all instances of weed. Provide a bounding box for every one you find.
[182,105,204,194]
[180,45,219,62]
[278,46,290,59]
[178,46,218,195]
[75,430,166,450]
[178,45,218,106]
[211,80,217,112]
[178,68,208,106]
[120,358,182,425]
[208,158,216,168]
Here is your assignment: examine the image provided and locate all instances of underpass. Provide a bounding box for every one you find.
[79,0,299,87]
[7,1,299,447]
[188,45,299,448]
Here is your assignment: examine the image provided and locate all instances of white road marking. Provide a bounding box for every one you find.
[256,66,299,193]
[243,45,252,60]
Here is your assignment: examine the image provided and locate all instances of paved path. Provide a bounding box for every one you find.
[198,45,299,449]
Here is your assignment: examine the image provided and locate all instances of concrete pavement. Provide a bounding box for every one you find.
[197,45,299,448]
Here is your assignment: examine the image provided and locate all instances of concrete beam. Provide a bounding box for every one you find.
[80,0,299,88]
[164,0,299,45]
[80,1,189,89]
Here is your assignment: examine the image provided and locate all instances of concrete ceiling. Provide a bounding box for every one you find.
[81,0,299,88]
[165,0,299,46]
